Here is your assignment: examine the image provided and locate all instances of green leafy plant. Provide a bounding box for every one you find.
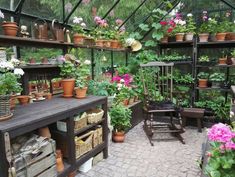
[117,66,129,75]
[199,55,210,62]
[88,80,117,96]
[185,14,196,34]
[75,60,91,88]
[209,73,225,82]
[231,49,235,57]
[0,72,22,95]
[173,70,194,84]
[172,19,186,34]
[198,18,217,34]
[197,72,209,79]
[216,20,230,33]
[110,104,132,132]
[156,53,190,62]
[116,86,131,103]
[72,16,86,34]
[59,60,76,79]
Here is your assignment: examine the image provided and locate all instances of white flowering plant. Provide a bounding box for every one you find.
[172,18,186,34]
[72,16,87,34]
[0,10,4,19]
[75,59,91,88]
[185,13,196,34]
[0,59,24,95]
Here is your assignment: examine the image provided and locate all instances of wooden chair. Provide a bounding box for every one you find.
[140,61,185,146]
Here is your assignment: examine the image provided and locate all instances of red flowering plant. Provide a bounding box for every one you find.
[205,123,235,177]
[159,19,175,37]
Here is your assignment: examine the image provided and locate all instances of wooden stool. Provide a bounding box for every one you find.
[181,108,205,132]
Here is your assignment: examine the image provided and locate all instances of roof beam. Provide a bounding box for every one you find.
[15,0,25,13]
[102,0,120,20]
[64,0,83,24]
[118,0,148,30]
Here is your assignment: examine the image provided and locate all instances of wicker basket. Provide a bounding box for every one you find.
[75,131,93,159]
[87,109,104,124]
[0,95,13,121]
[74,113,88,131]
[93,127,103,147]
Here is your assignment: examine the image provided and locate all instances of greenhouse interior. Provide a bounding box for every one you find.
[0,0,235,177]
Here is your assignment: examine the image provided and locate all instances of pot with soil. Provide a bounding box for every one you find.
[112,131,125,142]
[75,87,88,99]
[17,95,30,105]
[197,72,209,88]
[61,78,75,98]
[198,33,209,42]
[215,33,227,41]
[175,33,184,42]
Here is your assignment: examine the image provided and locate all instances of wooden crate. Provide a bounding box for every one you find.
[38,165,57,177]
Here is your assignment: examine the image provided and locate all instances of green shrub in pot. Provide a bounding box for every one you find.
[209,73,225,88]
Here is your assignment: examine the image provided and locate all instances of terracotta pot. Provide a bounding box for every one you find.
[38,126,51,138]
[61,78,75,98]
[73,33,85,45]
[2,21,18,36]
[117,41,122,48]
[45,93,52,100]
[95,39,104,47]
[34,92,44,100]
[10,95,16,110]
[185,33,194,41]
[75,87,88,99]
[56,149,64,172]
[198,79,208,88]
[123,99,129,106]
[68,171,76,177]
[17,95,30,105]
[175,33,184,42]
[41,57,48,64]
[198,33,209,42]
[160,36,168,43]
[112,131,125,143]
[215,33,227,41]
[229,32,235,41]
[110,40,119,48]
[103,40,111,47]
[218,57,227,65]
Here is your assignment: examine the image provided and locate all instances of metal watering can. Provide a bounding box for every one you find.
[34,19,48,40]
[51,19,65,42]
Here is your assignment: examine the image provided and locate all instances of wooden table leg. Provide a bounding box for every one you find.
[197,118,202,132]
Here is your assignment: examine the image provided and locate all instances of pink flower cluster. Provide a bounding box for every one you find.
[112,74,133,86]
[208,123,235,150]
[202,11,208,21]
[94,16,108,28]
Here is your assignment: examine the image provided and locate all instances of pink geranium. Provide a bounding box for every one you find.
[111,74,133,86]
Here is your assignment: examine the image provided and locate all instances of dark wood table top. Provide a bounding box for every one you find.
[0,95,107,137]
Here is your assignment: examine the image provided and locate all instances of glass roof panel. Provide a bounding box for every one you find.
[0,0,21,10]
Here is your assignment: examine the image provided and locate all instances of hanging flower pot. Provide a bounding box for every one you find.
[185,33,194,41]
[198,33,209,42]
[75,87,88,99]
[198,79,208,88]
[73,33,85,45]
[112,131,125,143]
[2,21,18,37]
[175,33,185,42]
[160,36,168,43]
[215,33,227,41]
[61,78,75,98]
[0,95,13,121]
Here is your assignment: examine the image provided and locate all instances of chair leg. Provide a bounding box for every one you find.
[143,113,154,146]
[197,118,202,133]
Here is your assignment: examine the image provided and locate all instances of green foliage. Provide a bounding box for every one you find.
[231,49,235,57]
[75,62,91,88]
[198,18,217,34]
[199,55,210,62]
[156,53,190,62]
[110,104,132,131]
[117,66,129,75]
[88,80,116,96]
[0,72,22,95]
[59,60,76,79]
[173,70,194,84]
[197,72,209,79]
[115,86,131,103]
[209,73,225,82]
[185,16,196,34]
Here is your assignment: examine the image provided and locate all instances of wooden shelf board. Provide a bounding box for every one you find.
[159,41,193,48]
[197,41,235,48]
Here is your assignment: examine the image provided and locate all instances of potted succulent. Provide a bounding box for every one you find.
[72,16,87,45]
[197,72,209,88]
[185,13,196,41]
[110,104,132,142]
[74,60,91,99]
[172,17,186,42]
[59,59,76,98]
[0,10,18,37]
[209,72,225,88]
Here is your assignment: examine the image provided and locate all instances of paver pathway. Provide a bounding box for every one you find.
[77,122,207,177]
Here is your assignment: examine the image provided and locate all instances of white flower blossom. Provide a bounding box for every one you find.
[187,13,193,17]
[0,10,4,19]
[84,60,91,65]
[73,17,83,24]
[0,61,14,70]
[208,18,212,21]
[178,20,186,26]
[120,79,125,83]
[125,38,135,46]
[14,68,24,76]
[174,19,179,24]
[230,111,234,118]
[10,57,20,66]
[80,22,86,28]
[117,83,123,90]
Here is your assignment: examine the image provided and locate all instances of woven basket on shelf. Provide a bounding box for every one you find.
[93,127,103,148]
[74,113,88,131]
[87,109,104,124]
[75,131,93,159]
[0,95,13,121]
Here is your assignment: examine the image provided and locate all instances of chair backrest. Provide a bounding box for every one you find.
[140,61,174,105]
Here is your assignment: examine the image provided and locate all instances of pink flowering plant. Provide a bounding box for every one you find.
[92,16,109,39]
[205,123,235,177]
[198,11,217,34]
[72,16,87,34]
[171,13,186,34]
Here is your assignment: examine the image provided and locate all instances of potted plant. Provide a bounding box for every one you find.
[197,72,209,88]
[209,72,225,88]
[72,16,87,45]
[59,59,76,98]
[231,49,235,65]
[110,104,132,142]
[185,13,196,41]
[93,16,109,47]
[218,51,227,65]
[227,20,235,40]
[74,60,91,98]
[172,17,186,42]
[116,86,131,106]
[215,20,229,41]
[0,10,18,37]
[159,19,175,43]
[199,55,210,64]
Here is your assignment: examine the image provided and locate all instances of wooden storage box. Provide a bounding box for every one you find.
[75,131,93,159]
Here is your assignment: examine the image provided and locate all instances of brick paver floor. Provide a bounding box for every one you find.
[77,122,206,177]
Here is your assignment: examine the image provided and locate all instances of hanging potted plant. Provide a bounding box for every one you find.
[59,59,76,98]
[72,16,87,45]
[185,13,196,41]
[0,10,18,37]
[209,73,225,88]
[74,59,91,99]
[110,104,132,143]
[197,72,209,88]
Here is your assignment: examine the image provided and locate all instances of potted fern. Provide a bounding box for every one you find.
[110,104,132,142]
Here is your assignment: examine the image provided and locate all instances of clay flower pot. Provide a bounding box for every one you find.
[17,95,30,105]
[112,131,125,143]
[123,99,129,106]
[56,149,64,172]
[38,126,51,138]
[52,81,60,89]
[175,33,184,42]
[61,78,75,98]
[110,40,120,48]
[160,36,168,43]
[45,93,52,100]
[198,79,208,88]
[73,33,85,45]
[185,33,194,41]
[103,40,111,47]
[229,32,235,41]
[75,87,88,99]
[198,33,209,42]
[215,33,227,41]
[2,21,18,37]
[95,39,104,47]
[10,95,16,110]
[34,92,44,100]
[218,57,227,65]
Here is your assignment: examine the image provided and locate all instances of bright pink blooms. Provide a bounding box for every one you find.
[94,16,108,27]
[111,74,133,86]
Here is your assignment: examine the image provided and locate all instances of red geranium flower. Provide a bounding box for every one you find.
[160,21,168,26]
[167,27,173,33]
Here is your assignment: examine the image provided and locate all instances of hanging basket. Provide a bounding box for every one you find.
[0,95,13,121]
